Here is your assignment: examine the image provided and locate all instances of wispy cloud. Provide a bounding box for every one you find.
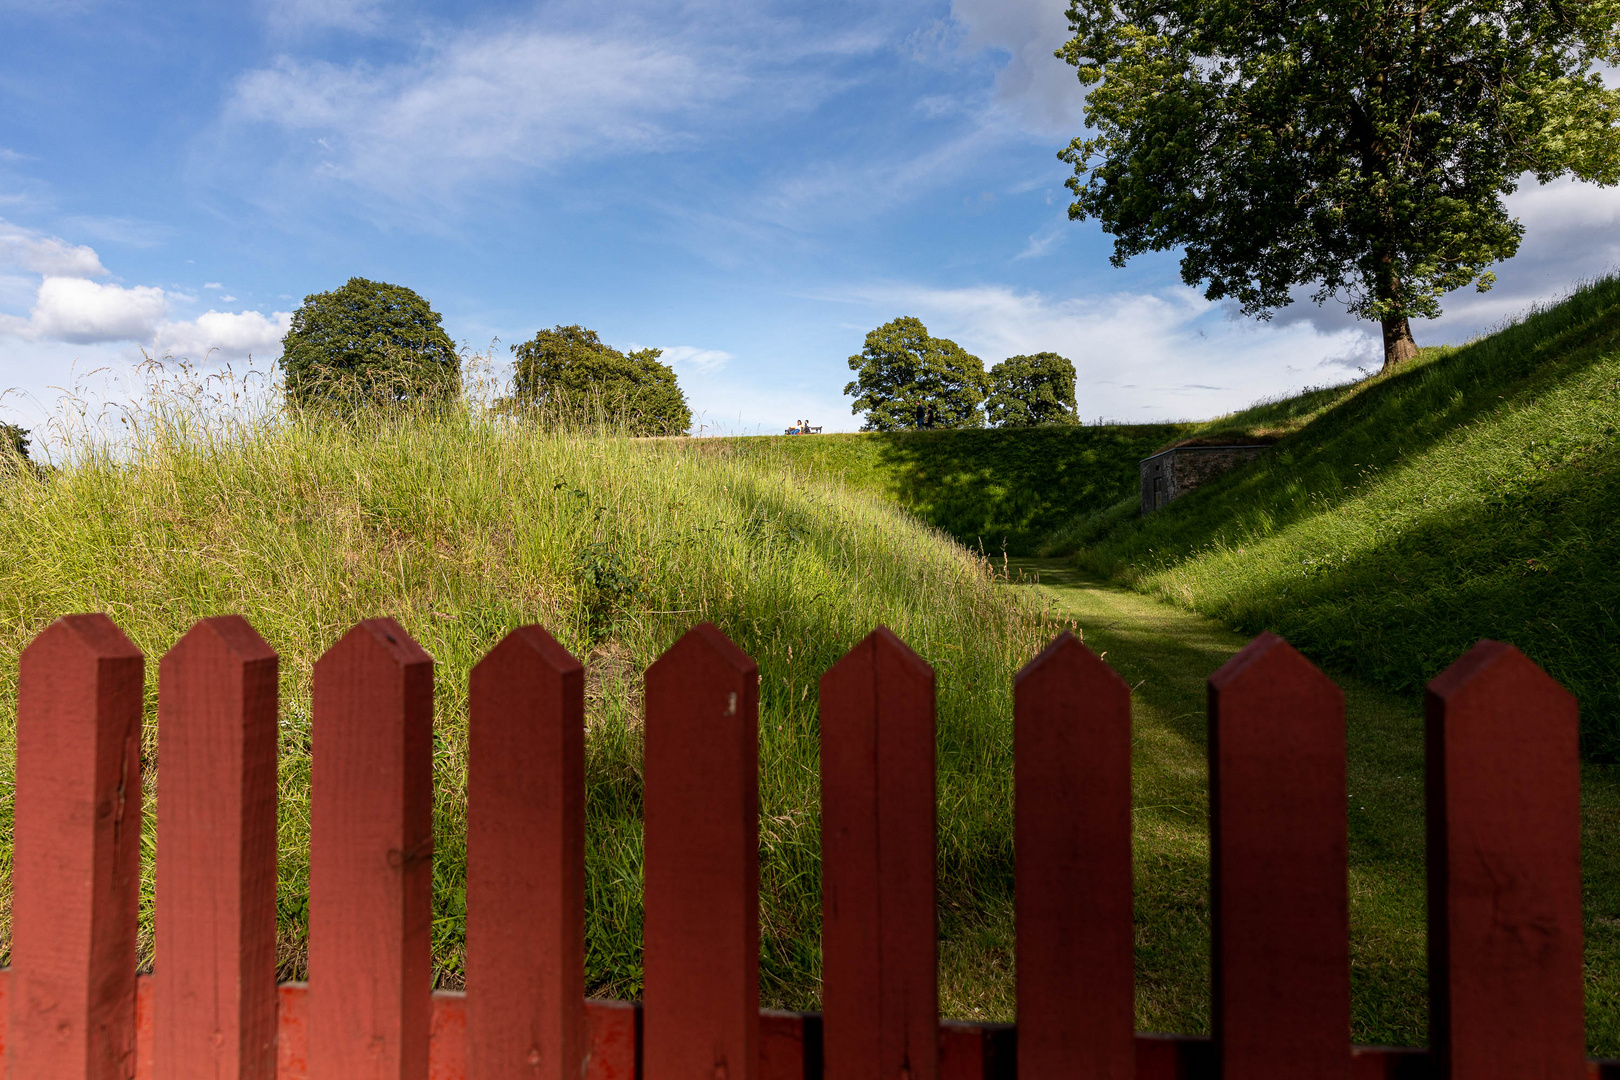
[834,280,1378,420]
[220,25,748,206]
[0,220,108,277]
[659,345,733,373]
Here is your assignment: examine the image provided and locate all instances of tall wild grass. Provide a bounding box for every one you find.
[0,366,1065,1014]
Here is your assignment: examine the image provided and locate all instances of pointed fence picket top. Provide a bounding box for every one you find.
[819,627,939,1080]
[309,618,436,1080]
[1014,631,1134,1080]
[467,625,587,1080]
[9,614,145,1080]
[642,623,761,1080]
[1208,632,1349,1080]
[1426,640,1583,1080]
[156,616,280,1080]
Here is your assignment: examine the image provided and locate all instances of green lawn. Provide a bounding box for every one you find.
[1006,558,1620,1055]
[1060,274,1620,760]
[702,423,1191,555]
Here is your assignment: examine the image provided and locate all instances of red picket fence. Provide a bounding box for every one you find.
[0,613,1613,1079]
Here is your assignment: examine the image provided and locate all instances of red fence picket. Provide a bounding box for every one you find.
[1208,632,1349,1079]
[9,615,144,1080]
[308,618,436,1079]
[1014,630,1134,1080]
[467,625,586,1080]
[1427,640,1584,1079]
[642,623,761,1080]
[820,628,939,1080]
[156,617,280,1080]
[0,611,1610,1079]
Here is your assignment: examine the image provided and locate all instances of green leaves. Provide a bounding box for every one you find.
[506,325,692,437]
[1057,0,1620,354]
[844,316,990,431]
[1,424,28,465]
[279,277,461,408]
[985,352,1080,428]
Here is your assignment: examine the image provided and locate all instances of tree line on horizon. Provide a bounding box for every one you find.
[277,277,691,436]
[845,316,1079,432]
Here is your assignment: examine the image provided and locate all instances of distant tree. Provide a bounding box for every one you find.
[986,352,1079,428]
[279,278,460,407]
[845,317,989,430]
[1,423,29,465]
[1057,0,1620,371]
[508,324,692,436]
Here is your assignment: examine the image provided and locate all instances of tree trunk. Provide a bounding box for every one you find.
[1379,314,1418,373]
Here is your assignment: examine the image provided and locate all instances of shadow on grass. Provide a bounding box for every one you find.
[866,425,1189,554]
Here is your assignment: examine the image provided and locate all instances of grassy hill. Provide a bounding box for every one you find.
[1060,274,1620,758]
[702,423,1191,555]
[0,402,1065,1014]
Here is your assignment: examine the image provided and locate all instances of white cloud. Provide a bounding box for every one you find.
[261,0,385,35]
[950,0,1088,138]
[0,274,291,361]
[220,294,237,302]
[0,221,108,277]
[837,281,1377,421]
[224,29,741,202]
[660,345,733,373]
[154,309,292,361]
[0,276,169,344]
[204,281,223,290]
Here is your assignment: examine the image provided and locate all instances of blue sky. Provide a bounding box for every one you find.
[3,0,1617,437]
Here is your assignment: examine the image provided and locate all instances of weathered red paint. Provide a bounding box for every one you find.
[1014,631,1133,1080]
[275,983,309,1079]
[760,1011,821,1080]
[642,624,760,1080]
[309,619,436,1080]
[157,616,280,1080]
[467,626,586,1080]
[585,999,642,1080]
[1208,633,1349,1079]
[10,615,144,1080]
[938,1021,1016,1080]
[820,627,938,1080]
[6,975,1620,1080]
[1427,640,1584,1079]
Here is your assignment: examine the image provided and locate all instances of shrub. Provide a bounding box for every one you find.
[507,325,691,436]
[845,317,989,430]
[985,352,1078,428]
[1,423,28,465]
[279,278,460,408]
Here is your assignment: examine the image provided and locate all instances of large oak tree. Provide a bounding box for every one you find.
[1057,0,1620,369]
[845,317,989,430]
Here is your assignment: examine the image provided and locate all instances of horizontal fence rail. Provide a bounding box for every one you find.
[0,613,1613,1079]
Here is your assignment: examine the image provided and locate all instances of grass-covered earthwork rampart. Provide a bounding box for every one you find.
[0,400,1069,1015]
[707,423,1190,556]
[1061,275,1620,758]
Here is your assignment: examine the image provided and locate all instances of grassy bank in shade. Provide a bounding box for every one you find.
[0,398,1067,1015]
[705,424,1191,555]
[1006,558,1620,1056]
[1061,275,1620,759]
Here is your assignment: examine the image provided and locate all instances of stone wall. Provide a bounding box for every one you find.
[1139,444,1270,514]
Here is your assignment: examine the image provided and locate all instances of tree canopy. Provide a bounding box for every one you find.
[986,352,1079,428]
[508,324,692,436]
[1057,0,1620,369]
[845,317,989,431]
[1,423,29,465]
[279,278,460,407]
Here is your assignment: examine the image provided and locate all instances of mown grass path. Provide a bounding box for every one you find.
[1005,558,1620,1054]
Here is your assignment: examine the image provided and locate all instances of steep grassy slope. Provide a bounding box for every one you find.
[704,423,1191,555]
[0,404,1064,1013]
[1067,275,1620,757]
